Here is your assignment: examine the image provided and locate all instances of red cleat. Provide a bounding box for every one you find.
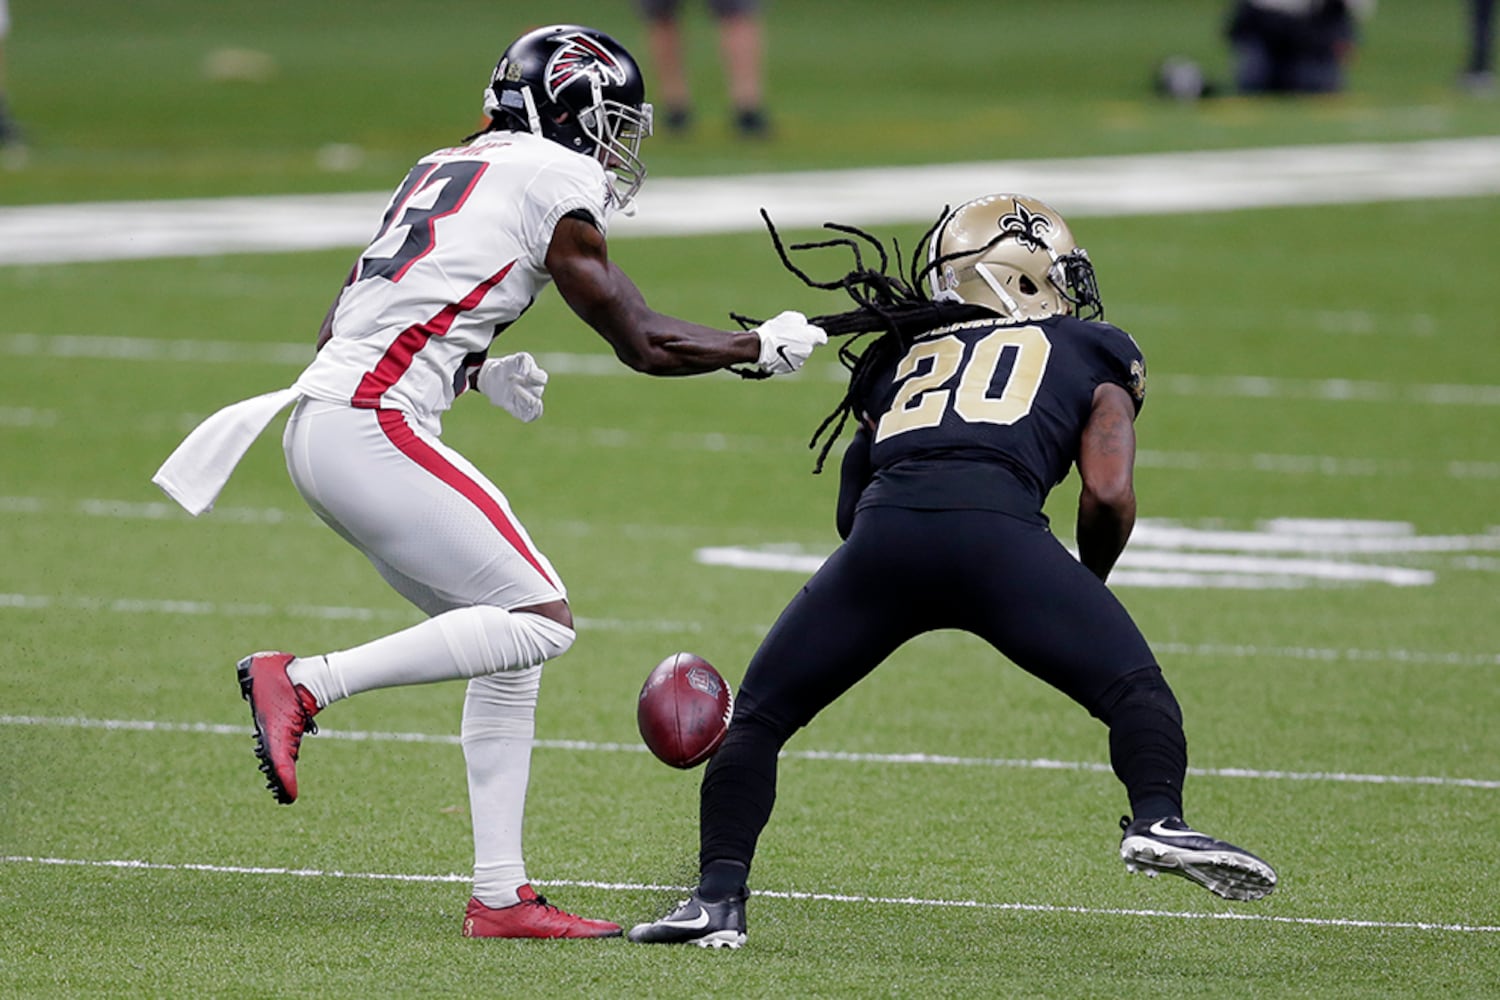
[236,651,319,805]
[462,886,622,939]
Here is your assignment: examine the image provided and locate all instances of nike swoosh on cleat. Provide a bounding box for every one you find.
[1147,820,1205,839]
[659,907,711,931]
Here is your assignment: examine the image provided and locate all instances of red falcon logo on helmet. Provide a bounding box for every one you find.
[545,31,628,101]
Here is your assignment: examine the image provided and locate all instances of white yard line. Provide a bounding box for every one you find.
[3,855,1496,935]
[2,713,1497,790]
[691,516,1500,590]
[696,545,1438,589]
[5,334,1498,410]
[2,586,1498,664]
[7,497,1499,554]
[3,138,1500,265]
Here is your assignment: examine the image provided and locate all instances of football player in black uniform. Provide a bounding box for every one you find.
[630,194,1277,948]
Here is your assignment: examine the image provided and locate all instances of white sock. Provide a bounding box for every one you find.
[287,606,575,707]
[464,665,543,909]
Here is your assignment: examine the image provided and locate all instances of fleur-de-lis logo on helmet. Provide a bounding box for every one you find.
[545,31,628,101]
[997,202,1055,248]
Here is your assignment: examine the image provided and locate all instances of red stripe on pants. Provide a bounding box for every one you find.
[375,408,556,589]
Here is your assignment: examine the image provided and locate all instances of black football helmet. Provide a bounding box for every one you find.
[482,24,654,212]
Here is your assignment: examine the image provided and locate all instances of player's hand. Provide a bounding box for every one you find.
[754,311,827,375]
[477,352,548,422]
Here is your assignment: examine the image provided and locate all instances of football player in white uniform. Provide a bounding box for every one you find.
[153,23,825,939]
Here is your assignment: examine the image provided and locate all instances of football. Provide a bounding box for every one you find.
[637,652,733,769]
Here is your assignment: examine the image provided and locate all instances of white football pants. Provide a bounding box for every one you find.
[280,399,574,907]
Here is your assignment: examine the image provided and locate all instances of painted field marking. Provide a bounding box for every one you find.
[695,543,1433,589]
[697,517,1500,590]
[0,591,709,633]
[2,581,1497,664]
[3,855,1496,935]
[1136,450,1500,482]
[4,333,1499,410]
[3,714,1496,790]
[4,137,1500,265]
[2,584,1498,665]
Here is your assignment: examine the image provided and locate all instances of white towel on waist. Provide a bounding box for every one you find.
[152,387,301,516]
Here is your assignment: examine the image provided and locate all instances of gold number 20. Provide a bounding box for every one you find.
[875,325,1052,443]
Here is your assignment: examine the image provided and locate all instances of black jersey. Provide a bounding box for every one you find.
[850,313,1146,522]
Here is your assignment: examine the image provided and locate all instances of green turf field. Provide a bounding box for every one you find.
[3,1,1499,996]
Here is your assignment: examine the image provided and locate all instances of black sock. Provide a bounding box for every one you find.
[1097,667,1187,820]
[698,716,782,876]
[1129,796,1181,823]
[699,860,748,901]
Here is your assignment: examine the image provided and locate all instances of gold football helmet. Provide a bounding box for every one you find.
[928,194,1103,322]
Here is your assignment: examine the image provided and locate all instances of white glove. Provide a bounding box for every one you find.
[476,352,548,422]
[754,311,827,376]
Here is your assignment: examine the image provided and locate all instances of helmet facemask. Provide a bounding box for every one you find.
[1051,247,1102,321]
[579,88,653,214]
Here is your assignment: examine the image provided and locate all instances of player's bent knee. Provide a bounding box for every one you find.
[435,604,575,676]
[512,610,575,663]
[516,596,573,630]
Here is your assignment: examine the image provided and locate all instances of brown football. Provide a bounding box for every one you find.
[637,652,733,769]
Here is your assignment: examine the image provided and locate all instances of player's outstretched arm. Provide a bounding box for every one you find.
[1076,382,1138,582]
[545,215,823,376]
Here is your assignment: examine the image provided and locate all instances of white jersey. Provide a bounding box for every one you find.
[153,130,609,516]
[293,130,611,428]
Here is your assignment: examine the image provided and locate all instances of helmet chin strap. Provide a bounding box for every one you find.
[520,86,542,137]
[585,78,604,130]
[580,77,611,166]
[975,264,1024,321]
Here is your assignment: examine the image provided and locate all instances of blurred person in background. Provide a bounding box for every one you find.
[1157,0,1374,100]
[1461,0,1495,92]
[1227,0,1372,94]
[637,0,771,136]
[0,0,21,146]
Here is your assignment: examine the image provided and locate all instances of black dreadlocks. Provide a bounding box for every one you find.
[730,208,998,473]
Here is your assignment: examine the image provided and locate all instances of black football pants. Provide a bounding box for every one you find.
[698,505,1185,877]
